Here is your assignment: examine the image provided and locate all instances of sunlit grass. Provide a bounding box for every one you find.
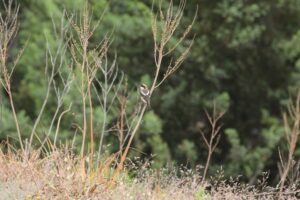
[1,148,299,199]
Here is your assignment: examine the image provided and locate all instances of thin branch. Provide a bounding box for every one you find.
[54,104,72,145]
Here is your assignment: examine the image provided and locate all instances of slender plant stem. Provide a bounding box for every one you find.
[202,149,211,182]
[8,89,24,153]
[150,48,163,95]
[80,50,87,158]
[29,74,52,147]
[54,104,72,145]
[97,67,108,164]
[88,84,94,167]
[123,105,147,158]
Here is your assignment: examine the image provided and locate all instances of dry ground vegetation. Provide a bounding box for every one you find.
[0,0,300,199]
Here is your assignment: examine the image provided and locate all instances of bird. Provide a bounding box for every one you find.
[139,84,151,107]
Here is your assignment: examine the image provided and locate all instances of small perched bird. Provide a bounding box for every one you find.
[139,84,151,107]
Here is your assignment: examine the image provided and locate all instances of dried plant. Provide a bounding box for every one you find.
[70,2,110,172]
[67,2,125,182]
[200,102,224,182]
[278,91,300,198]
[93,54,122,167]
[2,148,300,199]
[150,0,196,92]
[0,0,24,152]
[115,84,128,157]
[25,11,74,156]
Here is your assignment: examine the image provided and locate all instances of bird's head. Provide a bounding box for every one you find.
[140,84,148,90]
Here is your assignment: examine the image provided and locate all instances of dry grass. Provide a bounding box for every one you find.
[1,149,299,200]
[0,149,200,199]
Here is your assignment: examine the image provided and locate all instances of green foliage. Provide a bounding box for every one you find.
[195,187,208,200]
[224,109,284,182]
[140,74,152,88]
[176,139,197,166]
[215,1,268,48]
[147,135,171,169]
[142,111,163,135]
[0,100,31,141]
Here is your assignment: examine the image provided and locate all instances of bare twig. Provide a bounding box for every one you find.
[54,103,72,144]
[150,0,196,93]
[200,102,224,182]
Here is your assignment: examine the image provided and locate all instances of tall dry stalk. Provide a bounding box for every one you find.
[69,4,97,158]
[94,55,121,165]
[111,0,196,183]
[68,2,120,178]
[278,91,300,199]
[200,103,224,182]
[116,84,128,156]
[0,0,24,152]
